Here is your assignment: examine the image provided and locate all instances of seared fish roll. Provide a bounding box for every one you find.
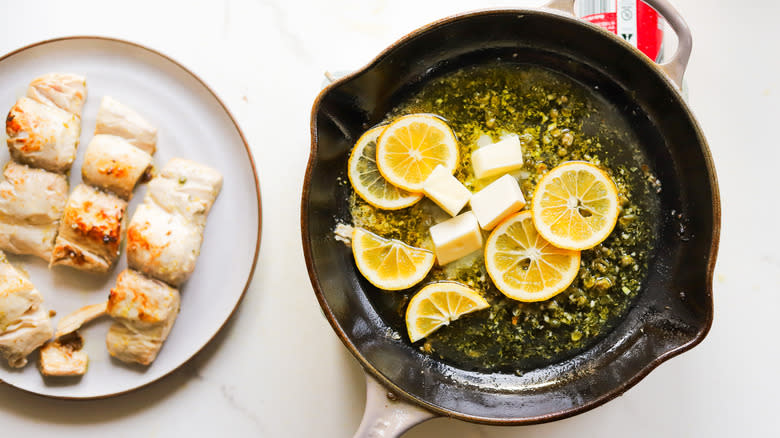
[39,332,88,377]
[51,184,127,272]
[127,159,223,286]
[146,158,223,221]
[0,162,69,222]
[0,162,69,260]
[0,224,58,261]
[6,97,80,173]
[95,96,157,155]
[127,202,203,286]
[55,302,106,338]
[0,251,53,368]
[26,73,87,116]
[82,134,153,200]
[106,269,180,365]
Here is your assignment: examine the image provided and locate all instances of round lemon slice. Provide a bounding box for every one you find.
[531,161,620,250]
[375,114,459,192]
[352,228,434,291]
[485,211,580,302]
[405,282,489,342]
[348,125,423,210]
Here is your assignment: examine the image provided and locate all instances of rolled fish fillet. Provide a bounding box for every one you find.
[95,96,157,155]
[55,302,107,338]
[40,301,107,377]
[39,332,88,377]
[106,269,180,366]
[26,73,87,117]
[0,251,53,368]
[146,158,223,221]
[0,224,58,261]
[127,202,203,287]
[6,97,80,173]
[127,158,222,286]
[0,162,69,260]
[82,134,153,200]
[51,184,127,273]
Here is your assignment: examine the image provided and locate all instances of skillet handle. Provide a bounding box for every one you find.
[543,0,692,89]
[643,0,692,89]
[353,373,437,438]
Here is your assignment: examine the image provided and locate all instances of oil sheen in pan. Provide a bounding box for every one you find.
[346,62,662,373]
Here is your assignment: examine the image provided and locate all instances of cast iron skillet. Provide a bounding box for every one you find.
[303,0,719,435]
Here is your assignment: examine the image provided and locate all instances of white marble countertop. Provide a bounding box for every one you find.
[0,0,776,436]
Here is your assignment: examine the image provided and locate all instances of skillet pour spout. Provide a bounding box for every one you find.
[303,0,719,430]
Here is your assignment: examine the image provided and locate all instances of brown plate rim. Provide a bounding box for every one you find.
[0,35,262,401]
[303,7,720,425]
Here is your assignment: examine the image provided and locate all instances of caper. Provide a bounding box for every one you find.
[594,277,613,291]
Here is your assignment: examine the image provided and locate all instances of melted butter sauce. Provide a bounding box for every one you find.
[348,63,660,373]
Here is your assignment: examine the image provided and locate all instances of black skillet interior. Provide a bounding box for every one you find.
[304,9,717,423]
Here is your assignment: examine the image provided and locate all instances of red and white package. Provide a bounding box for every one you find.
[578,0,664,61]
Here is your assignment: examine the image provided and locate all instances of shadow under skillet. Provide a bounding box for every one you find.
[0,289,242,424]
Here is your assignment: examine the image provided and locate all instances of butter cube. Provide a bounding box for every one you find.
[423,165,472,216]
[470,174,526,230]
[471,134,524,180]
[429,211,483,266]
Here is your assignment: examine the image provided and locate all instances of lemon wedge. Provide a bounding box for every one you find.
[405,282,489,342]
[531,161,620,250]
[375,114,459,192]
[348,125,423,210]
[485,211,580,302]
[352,228,434,291]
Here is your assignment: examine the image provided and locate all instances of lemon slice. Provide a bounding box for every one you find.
[352,228,434,291]
[405,282,489,342]
[485,211,580,302]
[375,114,459,192]
[348,125,423,210]
[531,161,620,250]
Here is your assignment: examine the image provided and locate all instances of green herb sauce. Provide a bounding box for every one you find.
[348,63,660,373]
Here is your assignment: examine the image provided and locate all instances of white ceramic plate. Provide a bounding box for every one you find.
[0,37,261,398]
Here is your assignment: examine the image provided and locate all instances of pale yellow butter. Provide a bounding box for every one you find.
[422,165,472,216]
[469,174,526,230]
[471,134,523,180]
[429,211,483,266]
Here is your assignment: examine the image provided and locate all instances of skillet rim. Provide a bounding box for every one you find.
[302,6,720,425]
